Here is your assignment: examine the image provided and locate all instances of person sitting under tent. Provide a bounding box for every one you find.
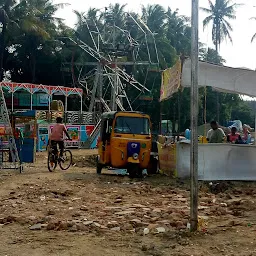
[207,121,226,143]
[227,127,242,144]
[242,124,253,144]
[185,128,190,140]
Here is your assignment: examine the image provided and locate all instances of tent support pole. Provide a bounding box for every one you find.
[65,95,68,124]
[30,92,33,110]
[80,95,83,125]
[80,95,83,114]
[48,94,51,122]
[190,0,199,232]
[254,112,256,145]
[11,91,14,112]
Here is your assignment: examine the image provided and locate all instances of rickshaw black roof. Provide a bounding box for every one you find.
[101,111,145,120]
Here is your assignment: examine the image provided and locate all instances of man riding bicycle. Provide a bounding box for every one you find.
[49,117,71,159]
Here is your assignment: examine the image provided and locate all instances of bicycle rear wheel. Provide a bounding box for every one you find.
[48,152,57,172]
[59,149,72,170]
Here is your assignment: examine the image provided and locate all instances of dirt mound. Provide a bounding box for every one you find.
[73,154,97,168]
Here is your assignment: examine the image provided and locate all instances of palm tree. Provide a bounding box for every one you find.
[10,0,68,82]
[201,0,240,53]
[105,3,127,28]
[201,0,240,122]
[199,45,226,64]
[166,7,191,56]
[142,4,166,35]
[141,5,178,68]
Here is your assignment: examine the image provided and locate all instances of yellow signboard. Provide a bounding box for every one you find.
[157,139,177,177]
[160,59,181,102]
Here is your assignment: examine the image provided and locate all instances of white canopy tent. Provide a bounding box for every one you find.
[178,58,256,182]
[182,58,256,97]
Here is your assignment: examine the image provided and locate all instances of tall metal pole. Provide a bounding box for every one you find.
[11,91,14,112]
[254,111,256,145]
[30,92,33,110]
[111,58,118,111]
[97,63,103,115]
[190,0,199,232]
[65,95,68,124]
[48,94,51,122]
[89,65,99,113]
[80,95,83,114]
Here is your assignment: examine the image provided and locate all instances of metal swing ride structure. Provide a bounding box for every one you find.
[61,8,160,121]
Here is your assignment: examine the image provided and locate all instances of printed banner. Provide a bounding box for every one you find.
[66,126,79,141]
[160,59,181,102]
[0,127,5,136]
[86,125,94,136]
[38,127,49,151]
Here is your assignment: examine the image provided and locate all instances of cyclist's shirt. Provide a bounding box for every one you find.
[50,124,68,142]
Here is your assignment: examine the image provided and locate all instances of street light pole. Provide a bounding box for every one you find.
[190,0,199,232]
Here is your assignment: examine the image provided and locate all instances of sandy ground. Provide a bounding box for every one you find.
[0,149,256,255]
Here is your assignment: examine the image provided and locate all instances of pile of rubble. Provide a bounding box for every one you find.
[0,178,255,236]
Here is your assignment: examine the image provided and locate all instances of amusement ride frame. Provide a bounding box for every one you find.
[60,8,160,115]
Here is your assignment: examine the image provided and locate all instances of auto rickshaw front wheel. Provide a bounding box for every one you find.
[96,156,103,174]
[128,163,142,178]
[97,163,103,174]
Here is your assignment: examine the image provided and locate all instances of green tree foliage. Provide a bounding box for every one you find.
[1,0,69,83]
[0,2,254,129]
[199,47,226,64]
[166,8,191,56]
[0,0,17,80]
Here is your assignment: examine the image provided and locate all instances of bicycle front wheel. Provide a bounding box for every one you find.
[59,150,72,170]
[48,153,57,172]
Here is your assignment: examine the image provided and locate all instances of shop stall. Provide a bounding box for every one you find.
[158,59,256,181]
[0,82,98,151]
[0,82,83,113]
[12,110,37,163]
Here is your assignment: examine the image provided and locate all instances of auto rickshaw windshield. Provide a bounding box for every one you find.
[114,116,150,135]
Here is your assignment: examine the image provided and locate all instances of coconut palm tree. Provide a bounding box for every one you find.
[201,0,240,122]
[142,4,166,35]
[10,0,68,82]
[166,7,191,56]
[105,3,127,28]
[201,0,240,53]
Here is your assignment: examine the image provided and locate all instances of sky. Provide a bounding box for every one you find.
[54,0,256,70]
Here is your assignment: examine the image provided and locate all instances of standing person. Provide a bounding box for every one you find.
[207,121,226,143]
[49,117,71,158]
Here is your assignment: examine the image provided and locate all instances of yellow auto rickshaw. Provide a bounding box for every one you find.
[96,111,152,177]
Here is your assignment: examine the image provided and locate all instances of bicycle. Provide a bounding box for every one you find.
[47,140,73,172]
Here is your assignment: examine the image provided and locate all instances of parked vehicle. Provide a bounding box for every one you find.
[96,111,152,177]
